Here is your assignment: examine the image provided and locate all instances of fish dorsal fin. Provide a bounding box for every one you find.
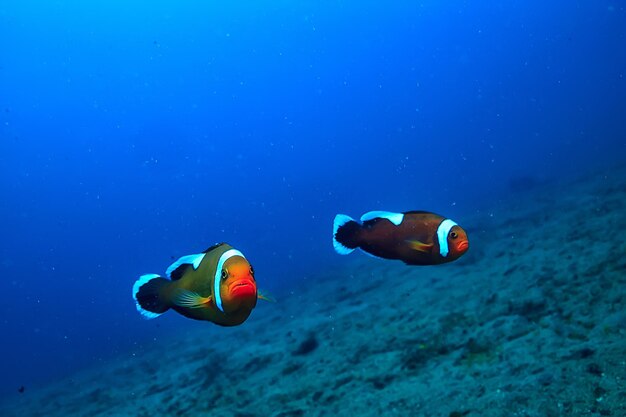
[168,264,189,281]
[167,243,226,281]
[204,242,227,254]
[165,253,206,280]
[360,211,404,226]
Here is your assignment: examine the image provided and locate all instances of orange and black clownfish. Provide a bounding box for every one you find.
[333,211,469,265]
[132,243,272,326]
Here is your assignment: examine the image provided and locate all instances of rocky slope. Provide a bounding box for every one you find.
[2,165,625,417]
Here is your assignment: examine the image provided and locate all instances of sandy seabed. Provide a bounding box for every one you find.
[2,165,626,417]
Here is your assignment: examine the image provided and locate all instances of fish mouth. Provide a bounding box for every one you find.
[230,280,257,298]
[457,240,469,252]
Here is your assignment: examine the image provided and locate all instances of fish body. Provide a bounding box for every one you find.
[132,243,269,326]
[333,211,469,265]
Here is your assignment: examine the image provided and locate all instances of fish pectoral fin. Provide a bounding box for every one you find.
[405,240,433,253]
[257,290,276,303]
[172,289,212,309]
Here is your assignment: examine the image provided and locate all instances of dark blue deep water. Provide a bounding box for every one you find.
[1,0,624,399]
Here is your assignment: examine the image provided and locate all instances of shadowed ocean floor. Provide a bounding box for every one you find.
[2,163,626,417]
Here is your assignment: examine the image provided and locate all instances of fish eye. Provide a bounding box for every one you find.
[450,231,458,239]
[221,269,228,280]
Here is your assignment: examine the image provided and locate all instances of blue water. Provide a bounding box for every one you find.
[1,0,624,398]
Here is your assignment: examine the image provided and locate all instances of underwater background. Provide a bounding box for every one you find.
[1,1,625,415]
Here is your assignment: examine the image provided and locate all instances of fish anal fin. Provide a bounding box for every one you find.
[172,289,212,309]
[406,240,433,253]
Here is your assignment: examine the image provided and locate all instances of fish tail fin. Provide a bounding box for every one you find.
[333,214,361,255]
[132,274,171,319]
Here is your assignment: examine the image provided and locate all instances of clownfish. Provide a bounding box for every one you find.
[132,243,272,326]
[333,211,469,265]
